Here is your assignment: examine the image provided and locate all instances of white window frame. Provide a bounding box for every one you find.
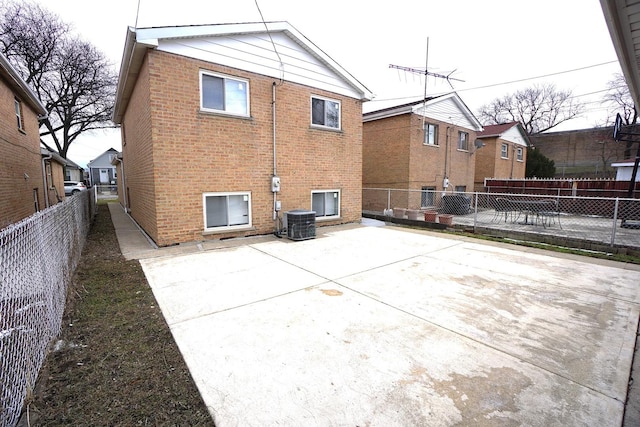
[501,143,509,159]
[203,191,252,232]
[15,98,23,131]
[516,147,524,161]
[424,123,438,146]
[311,96,341,130]
[200,70,250,117]
[311,189,340,219]
[457,131,469,151]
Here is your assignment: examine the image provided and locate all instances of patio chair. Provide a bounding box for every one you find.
[492,197,515,223]
[537,200,562,229]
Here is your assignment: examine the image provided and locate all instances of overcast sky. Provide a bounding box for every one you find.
[39,0,621,167]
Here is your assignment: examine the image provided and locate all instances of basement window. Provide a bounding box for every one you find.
[312,190,340,219]
[203,192,251,231]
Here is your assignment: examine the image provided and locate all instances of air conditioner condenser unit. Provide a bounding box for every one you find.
[286,209,316,241]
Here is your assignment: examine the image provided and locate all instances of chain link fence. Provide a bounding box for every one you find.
[0,190,95,427]
[363,188,640,252]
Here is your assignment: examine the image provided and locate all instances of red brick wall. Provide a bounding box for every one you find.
[529,127,625,178]
[363,113,477,208]
[122,50,363,246]
[0,78,44,229]
[121,54,158,241]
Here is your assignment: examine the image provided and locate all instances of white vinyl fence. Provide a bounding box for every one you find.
[0,190,95,427]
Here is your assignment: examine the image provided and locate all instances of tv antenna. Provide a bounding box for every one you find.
[389,38,465,145]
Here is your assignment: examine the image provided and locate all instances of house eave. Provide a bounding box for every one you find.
[0,54,47,116]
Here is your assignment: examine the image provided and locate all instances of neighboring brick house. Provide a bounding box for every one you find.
[0,53,48,229]
[41,147,67,206]
[362,93,483,210]
[112,22,371,246]
[529,126,626,179]
[474,122,529,191]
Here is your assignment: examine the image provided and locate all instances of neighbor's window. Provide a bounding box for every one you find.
[501,143,508,159]
[458,131,469,150]
[312,190,340,218]
[203,192,251,231]
[311,96,340,129]
[424,123,438,145]
[516,147,523,161]
[421,186,436,207]
[15,98,24,131]
[200,71,249,116]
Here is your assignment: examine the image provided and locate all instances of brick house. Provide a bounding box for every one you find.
[0,53,48,229]
[41,147,67,206]
[112,22,371,246]
[474,122,529,191]
[362,93,483,211]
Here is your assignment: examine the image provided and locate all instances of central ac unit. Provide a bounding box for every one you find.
[286,209,316,241]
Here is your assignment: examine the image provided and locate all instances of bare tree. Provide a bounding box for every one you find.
[478,83,584,134]
[603,73,638,159]
[0,0,117,158]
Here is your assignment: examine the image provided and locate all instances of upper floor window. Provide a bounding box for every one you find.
[311,96,340,129]
[501,143,508,159]
[424,123,438,145]
[15,98,24,131]
[458,131,469,151]
[200,71,249,116]
[516,147,524,161]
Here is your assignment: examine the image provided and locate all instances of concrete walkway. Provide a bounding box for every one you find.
[108,203,640,426]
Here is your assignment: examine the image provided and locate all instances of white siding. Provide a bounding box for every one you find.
[502,127,528,146]
[416,96,482,131]
[158,33,359,98]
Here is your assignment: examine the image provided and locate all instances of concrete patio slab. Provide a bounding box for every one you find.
[137,225,640,426]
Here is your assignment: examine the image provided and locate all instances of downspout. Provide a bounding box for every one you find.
[272,82,278,226]
[41,153,52,208]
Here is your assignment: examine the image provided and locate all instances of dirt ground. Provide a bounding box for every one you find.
[22,204,214,426]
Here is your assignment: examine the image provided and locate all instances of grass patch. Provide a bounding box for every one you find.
[27,204,214,426]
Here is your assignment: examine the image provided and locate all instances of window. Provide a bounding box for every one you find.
[200,71,249,116]
[501,143,508,159]
[516,147,523,161]
[15,98,23,131]
[424,123,438,145]
[203,192,251,231]
[455,185,467,193]
[458,131,469,150]
[421,186,436,207]
[312,190,340,218]
[311,96,340,129]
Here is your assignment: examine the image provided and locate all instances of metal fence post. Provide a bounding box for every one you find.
[387,189,391,211]
[473,192,478,230]
[611,198,619,246]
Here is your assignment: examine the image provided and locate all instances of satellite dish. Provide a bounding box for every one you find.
[474,139,485,149]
